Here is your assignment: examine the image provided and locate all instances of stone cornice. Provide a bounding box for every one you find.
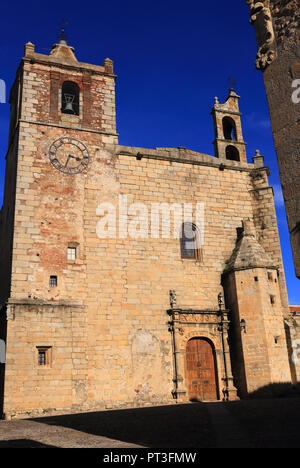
[249,185,273,193]
[19,119,119,137]
[224,264,278,274]
[117,149,254,173]
[167,308,223,315]
[7,298,84,308]
[210,108,242,117]
[214,138,246,146]
[22,55,117,79]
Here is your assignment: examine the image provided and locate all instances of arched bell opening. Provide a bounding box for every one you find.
[61,81,80,115]
[223,116,237,141]
[226,145,240,162]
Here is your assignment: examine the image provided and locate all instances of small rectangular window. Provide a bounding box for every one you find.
[38,350,46,366]
[67,247,76,261]
[49,275,57,287]
[37,347,51,367]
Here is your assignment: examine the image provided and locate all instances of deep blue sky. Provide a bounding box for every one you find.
[0,0,299,303]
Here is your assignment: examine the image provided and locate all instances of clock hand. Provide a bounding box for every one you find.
[64,154,77,168]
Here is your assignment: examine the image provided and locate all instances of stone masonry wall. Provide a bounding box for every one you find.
[3,138,284,417]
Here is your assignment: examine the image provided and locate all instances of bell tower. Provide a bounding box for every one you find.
[22,36,117,135]
[0,33,119,418]
[211,89,247,163]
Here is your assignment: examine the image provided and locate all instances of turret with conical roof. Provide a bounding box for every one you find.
[226,219,276,272]
[222,218,291,397]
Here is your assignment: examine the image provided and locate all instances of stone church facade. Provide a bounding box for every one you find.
[0,37,298,419]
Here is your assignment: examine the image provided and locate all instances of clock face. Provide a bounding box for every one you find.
[48,137,90,174]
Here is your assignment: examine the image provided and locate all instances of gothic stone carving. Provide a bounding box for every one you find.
[179,313,218,324]
[246,1,276,70]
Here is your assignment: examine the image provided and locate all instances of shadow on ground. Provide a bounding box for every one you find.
[224,397,300,448]
[0,439,58,448]
[27,394,300,448]
[31,403,215,448]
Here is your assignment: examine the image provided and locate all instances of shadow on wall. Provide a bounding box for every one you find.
[247,382,300,399]
[0,309,7,419]
[0,364,4,418]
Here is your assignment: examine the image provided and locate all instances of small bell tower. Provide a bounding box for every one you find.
[211,89,247,163]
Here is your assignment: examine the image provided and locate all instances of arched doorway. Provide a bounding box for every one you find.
[186,338,218,401]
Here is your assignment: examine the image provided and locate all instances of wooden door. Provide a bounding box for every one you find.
[186,338,218,401]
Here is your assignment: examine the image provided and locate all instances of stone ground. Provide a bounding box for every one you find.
[0,398,300,448]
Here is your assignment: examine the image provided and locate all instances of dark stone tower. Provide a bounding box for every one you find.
[246,0,300,279]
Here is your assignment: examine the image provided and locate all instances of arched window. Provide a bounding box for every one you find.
[180,222,202,260]
[222,117,237,141]
[61,81,79,115]
[226,145,240,161]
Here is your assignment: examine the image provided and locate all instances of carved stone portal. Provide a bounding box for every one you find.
[246,1,276,70]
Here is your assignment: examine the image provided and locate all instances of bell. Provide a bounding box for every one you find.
[63,93,75,113]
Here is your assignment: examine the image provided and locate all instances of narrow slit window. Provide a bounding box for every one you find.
[270,295,276,305]
[268,272,273,281]
[38,350,46,366]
